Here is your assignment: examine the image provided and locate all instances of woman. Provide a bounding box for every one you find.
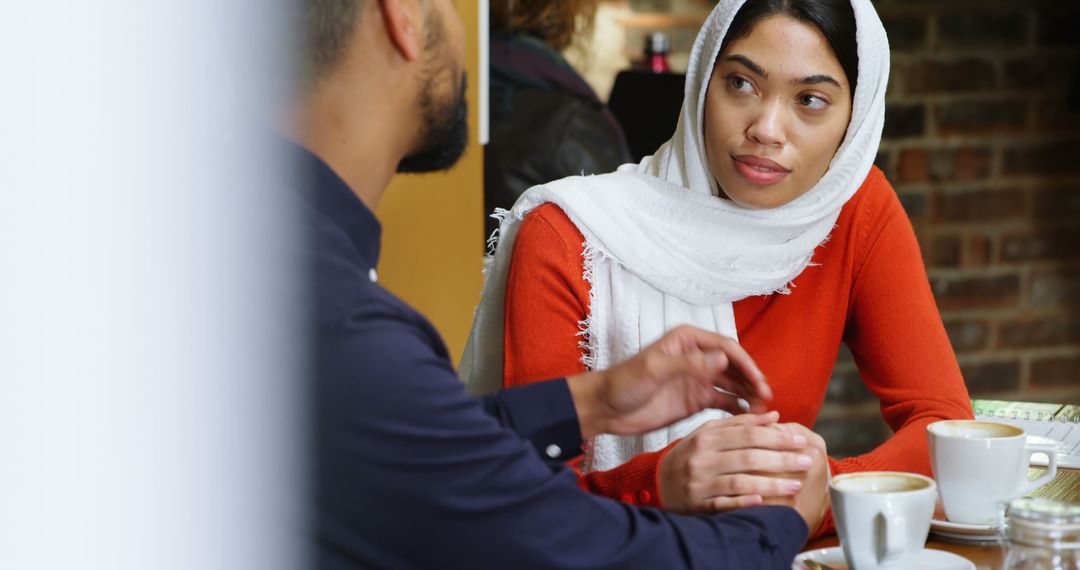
[485,0,631,239]
[462,0,973,536]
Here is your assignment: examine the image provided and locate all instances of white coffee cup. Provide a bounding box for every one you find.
[830,471,937,570]
[928,419,1058,526]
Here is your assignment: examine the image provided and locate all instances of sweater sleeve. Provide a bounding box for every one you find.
[503,203,671,508]
[833,173,974,479]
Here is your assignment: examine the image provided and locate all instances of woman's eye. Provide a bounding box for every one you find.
[798,93,828,110]
[727,74,754,94]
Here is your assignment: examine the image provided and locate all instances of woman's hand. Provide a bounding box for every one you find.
[657,412,817,513]
[566,325,771,439]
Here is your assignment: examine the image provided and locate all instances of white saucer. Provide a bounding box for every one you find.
[794,546,975,570]
[929,515,1003,542]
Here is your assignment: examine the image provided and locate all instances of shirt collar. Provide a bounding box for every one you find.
[290,140,382,268]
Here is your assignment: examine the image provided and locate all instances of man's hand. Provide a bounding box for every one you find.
[658,412,816,513]
[565,325,771,439]
[761,423,831,537]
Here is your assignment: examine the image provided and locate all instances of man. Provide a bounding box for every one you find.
[284,0,829,567]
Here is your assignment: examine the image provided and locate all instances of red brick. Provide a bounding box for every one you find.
[898,149,929,183]
[944,319,991,352]
[1003,139,1080,177]
[881,14,927,52]
[937,13,1028,48]
[999,317,1080,348]
[964,235,994,267]
[905,59,996,95]
[952,147,995,181]
[917,147,994,182]
[1032,185,1080,223]
[1005,57,1078,94]
[960,360,1021,395]
[934,188,1025,223]
[934,100,1027,136]
[1031,266,1080,307]
[932,273,1021,310]
[884,104,926,140]
[1031,355,1080,389]
[1033,101,1080,134]
[928,235,962,268]
[1002,230,1080,263]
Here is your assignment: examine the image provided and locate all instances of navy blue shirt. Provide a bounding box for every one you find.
[301,145,808,568]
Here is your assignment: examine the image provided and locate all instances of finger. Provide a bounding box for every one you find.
[702,390,751,416]
[705,338,770,401]
[711,474,804,498]
[704,424,808,453]
[642,346,714,383]
[722,449,814,474]
[691,412,779,435]
[703,494,764,513]
[664,327,769,398]
[720,410,779,426]
[777,423,827,452]
[701,353,774,411]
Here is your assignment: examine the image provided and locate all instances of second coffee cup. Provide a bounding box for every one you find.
[928,419,1058,526]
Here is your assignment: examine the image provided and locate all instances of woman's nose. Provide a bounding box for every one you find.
[745,101,786,147]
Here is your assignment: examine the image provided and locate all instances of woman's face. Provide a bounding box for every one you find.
[703,14,853,209]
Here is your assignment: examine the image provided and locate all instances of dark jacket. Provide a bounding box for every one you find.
[484,33,631,238]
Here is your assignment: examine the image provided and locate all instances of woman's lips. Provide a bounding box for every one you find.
[731,154,790,185]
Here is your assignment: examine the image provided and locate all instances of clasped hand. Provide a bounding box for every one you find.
[658,413,830,533]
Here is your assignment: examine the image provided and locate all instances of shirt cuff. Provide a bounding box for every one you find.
[488,378,583,462]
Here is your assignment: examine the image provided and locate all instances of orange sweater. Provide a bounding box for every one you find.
[502,167,974,534]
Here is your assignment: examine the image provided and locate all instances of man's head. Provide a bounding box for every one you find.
[299,0,469,175]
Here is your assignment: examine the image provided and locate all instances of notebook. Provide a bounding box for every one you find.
[972,399,1080,470]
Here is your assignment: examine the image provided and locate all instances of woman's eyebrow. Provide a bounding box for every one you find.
[797,74,842,88]
[725,54,767,78]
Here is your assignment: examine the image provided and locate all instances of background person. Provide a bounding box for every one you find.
[484,0,631,238]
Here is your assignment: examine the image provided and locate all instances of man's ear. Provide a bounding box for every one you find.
[379,0,422,61]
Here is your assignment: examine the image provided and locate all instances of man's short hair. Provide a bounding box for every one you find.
[303,0,363,81]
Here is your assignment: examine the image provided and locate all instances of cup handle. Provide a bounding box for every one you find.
[878,507,906,566]
[1018,442,1058,497]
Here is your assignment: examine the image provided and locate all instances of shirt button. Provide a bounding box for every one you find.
[620,493,636,504]
[638,490,652,504]
[368,268,378,283]
[544,444,561,459]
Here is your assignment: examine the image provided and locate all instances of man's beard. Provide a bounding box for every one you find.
[397,70,469,173]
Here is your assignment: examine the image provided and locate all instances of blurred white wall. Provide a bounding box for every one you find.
[0,2,306,569]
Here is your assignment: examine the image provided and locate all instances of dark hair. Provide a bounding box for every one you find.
[719,0,858,97]
[302,0,363,81]
[490,0,598,52]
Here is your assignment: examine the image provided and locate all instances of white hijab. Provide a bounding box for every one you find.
[462,0,889,472]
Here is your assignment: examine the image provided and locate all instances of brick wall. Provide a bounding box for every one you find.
[817,0,1080,458]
